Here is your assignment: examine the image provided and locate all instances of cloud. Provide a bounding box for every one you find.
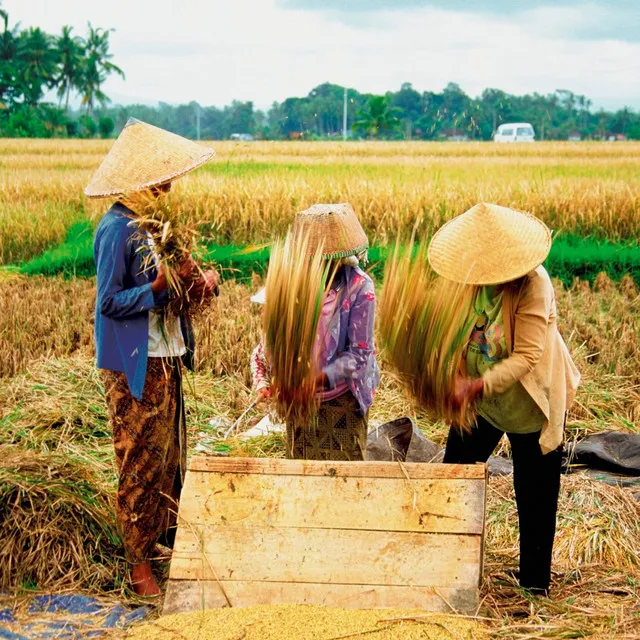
[279,0,640,42]
[3,0,640,110]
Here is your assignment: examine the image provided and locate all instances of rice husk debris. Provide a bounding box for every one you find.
[126,604,487,640]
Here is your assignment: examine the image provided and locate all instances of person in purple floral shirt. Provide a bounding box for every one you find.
[251,203,380,460]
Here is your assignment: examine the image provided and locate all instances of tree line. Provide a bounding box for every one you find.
[0,2,637,141]
[99,83,639,141]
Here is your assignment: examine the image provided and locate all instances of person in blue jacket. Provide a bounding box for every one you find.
[87,118,219,596]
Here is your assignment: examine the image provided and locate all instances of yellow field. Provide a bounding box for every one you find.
[1,140,639,638]
[1,140,639,264]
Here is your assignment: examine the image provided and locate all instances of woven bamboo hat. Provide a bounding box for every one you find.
[293,203,368,259]
[427,203,551,285]
[84,117,215,198]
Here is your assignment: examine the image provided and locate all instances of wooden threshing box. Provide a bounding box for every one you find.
[164,458,487,615]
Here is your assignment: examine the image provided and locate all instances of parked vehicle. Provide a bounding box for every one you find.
[493,123,535,143]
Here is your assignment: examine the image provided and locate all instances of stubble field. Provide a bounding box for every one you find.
[0,140,639,638]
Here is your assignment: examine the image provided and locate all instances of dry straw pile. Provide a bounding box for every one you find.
[263,230,330,424]
[0,448,124,592]
[379,240,477,428]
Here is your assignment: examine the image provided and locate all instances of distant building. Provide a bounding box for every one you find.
[568,131,581,141]
[230,133,253,141]
[443,128,470,142]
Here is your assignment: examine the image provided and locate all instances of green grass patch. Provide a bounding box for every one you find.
[14,229,640,287]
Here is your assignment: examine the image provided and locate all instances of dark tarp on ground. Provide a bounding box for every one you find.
[566,431,640,476]
[366,418,640,485]
[366,416,514,476]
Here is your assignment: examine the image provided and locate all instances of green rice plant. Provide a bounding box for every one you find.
[379,239,478,428]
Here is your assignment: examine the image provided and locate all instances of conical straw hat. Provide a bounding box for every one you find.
[293,203,368,259]
[427,203,551,285]
[84,117,215,198]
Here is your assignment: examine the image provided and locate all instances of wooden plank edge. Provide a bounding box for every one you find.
[162,579,480,617]
[188,457,487,479]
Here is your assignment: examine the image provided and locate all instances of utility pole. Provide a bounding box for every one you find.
[343,86,348,141]
[195,104,201,141]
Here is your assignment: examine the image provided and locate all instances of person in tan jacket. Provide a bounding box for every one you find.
[427,202,580,596]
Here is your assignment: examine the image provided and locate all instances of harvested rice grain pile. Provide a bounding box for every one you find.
[127,605,487,640]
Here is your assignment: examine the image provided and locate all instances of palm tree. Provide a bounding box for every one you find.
[0,8,19,107]
[354,95,401,139]
[80,23,124,115]
[16,27,59,107]
[56,26,84,110]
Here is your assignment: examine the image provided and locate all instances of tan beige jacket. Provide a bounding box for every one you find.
[482,266,581,454]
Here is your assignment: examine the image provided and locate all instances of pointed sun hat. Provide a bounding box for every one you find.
[84,117,215,198]
[292,203,369,259]
[427,202,552,285]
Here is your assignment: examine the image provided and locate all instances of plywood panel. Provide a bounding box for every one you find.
[178,472,484,534]
[163,580,479,616]
[169,525,482,587]
[164,457,487,617]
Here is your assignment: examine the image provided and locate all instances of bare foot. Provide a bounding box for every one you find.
[131,562,161,597]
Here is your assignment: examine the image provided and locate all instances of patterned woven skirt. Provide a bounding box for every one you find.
[286,392,367,461]
[101,357,186,564]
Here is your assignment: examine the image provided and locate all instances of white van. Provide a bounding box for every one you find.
[493,123,535,143]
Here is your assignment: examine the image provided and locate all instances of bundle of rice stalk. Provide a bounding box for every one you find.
[379,239,477,428]
[0,447,124,593]
[263,230,331,425]
[122,190,216,317]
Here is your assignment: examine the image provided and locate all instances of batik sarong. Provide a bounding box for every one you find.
[101,357,185,564]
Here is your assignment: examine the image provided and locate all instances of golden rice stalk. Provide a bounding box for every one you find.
[263,230,330,426]
[379,239,478,428]
[122,190,215,317]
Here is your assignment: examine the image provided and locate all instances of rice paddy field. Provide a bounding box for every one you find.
[1,140,639,639]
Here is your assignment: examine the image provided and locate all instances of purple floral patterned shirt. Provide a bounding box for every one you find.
[316,266,380,416]
[251,266,380,416]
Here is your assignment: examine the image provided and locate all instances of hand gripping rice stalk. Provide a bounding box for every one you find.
[379,239,478,429]
[263,230,331,425]
[123,190,216,317]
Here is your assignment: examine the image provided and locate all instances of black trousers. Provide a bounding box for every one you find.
[443,416,562,591]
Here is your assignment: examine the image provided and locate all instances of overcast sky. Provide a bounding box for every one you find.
[6,0,640,111]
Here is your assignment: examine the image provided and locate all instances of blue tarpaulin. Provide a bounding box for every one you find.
[0,595,149,639]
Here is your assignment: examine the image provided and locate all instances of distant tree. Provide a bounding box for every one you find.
[226,100,254,135]
[15,27,59,107]
[391,82,422,139]
[79,113,97,137]
[56,26,85,110]
[98,115,114,138]
[40,104,69,137]
[0,8,19,107]
[81,23,124,114]
[354,95,401,139]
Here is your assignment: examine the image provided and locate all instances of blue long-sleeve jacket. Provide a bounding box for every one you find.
[94,202,194,398]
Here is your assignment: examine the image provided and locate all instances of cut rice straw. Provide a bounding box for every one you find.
[123,190,217,317]
[379,238,478,429]
[263,229,331,428]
